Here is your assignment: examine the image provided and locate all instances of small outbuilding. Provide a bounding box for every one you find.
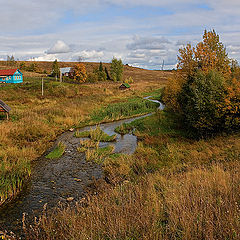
[119,83,131,90]
[0,69,23,83]
[0,100,11,120]
[60,67,72,77]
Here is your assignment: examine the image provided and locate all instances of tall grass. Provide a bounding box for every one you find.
[75,126,116,142]
[90,98,159,123]
[26,164,240,240]
[0,76,164,207]
[25,109,240,239]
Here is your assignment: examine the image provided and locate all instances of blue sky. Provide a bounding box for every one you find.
[1,0,240,69]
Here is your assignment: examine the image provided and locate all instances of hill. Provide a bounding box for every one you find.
[0,61,171,83]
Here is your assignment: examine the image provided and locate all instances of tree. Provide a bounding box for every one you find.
[99,62,103,72]
[95,62,106,81]
[179,70,226,134]
[177,30,230,77]
[105,67,111,80]
[52,59,60,77]
[163,30,240,136]
[7,55,15,66]
[110,57,123,82]
[73,63,87,83]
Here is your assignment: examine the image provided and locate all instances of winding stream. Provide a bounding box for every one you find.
[0,97,163,236]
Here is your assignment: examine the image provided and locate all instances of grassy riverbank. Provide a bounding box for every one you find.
[0,75,165,207]
[26,110,240,239]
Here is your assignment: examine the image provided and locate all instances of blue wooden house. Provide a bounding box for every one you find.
[0,68,23,83]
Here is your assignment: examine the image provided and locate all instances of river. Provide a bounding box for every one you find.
[0,97,163,237]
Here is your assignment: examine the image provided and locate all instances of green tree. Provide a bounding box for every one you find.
[163,29,240,136]
[52,59,60,77]
[99,62,103,72]
[95,62,106,81]
[105,67,111,80]
[110,57,123,82]
[179,70,226,134]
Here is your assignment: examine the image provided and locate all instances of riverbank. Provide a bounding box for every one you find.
[25,109,240,239]
[0,77,166,208]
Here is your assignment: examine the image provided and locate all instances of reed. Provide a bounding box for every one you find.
[75,126,116,142]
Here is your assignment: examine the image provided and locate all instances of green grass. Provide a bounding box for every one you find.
[142,88,163,98]
[86,145,115,164]
[46,142,66,159]
[0,157,31,205]
[89,97,159,124]
[114,109,186,137]
[74,130,90,138]
[114,123,135,135]
[75,126,116,142]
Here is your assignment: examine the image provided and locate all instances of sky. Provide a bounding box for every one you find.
[1,0,240,70]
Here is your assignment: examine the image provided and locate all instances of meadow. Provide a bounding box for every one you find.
[25,108,240,240]
[0,64,239,239]
[0,71,166,207]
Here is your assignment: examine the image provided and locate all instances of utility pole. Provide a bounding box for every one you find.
[162,60,164,71]
[60,71,62,82]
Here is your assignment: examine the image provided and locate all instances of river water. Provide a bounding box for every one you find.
[0,97,163,236]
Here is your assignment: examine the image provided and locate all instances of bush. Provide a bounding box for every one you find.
[179,70,226,134]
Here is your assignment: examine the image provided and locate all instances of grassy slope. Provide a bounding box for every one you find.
[0,66,167,206]
[0,60,172,82]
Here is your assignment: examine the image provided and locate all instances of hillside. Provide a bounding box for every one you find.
[0,61,171,83]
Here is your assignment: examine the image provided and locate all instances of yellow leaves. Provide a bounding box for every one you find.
[73,63,87,83]
[163,72,186,112]
[177,30,230,77]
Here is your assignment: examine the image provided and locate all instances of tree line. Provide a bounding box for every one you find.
[51,58,124,83]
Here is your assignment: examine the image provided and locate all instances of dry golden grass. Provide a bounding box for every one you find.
[25,112,240,240]
[26,164,240,240]
[0,60,172,82]
[0,68,168,206]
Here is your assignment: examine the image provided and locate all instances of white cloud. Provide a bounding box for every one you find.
[33,54,59,61]
[0,0,240,69]
[46,40,71,54]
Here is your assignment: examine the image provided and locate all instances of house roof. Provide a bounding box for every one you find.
[0,100,11,112]
[60,67,71,74]
[0,68,18,76]
[121,83,130,88]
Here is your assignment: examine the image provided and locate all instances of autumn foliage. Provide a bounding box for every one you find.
[163,30,240,135]
[73,63,87,83]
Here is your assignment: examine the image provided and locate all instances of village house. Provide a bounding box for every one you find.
[0,68,23,83]
[60,67,72,77]
[119,83,131,90]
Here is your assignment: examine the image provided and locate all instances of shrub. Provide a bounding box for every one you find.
[179,70,226,134]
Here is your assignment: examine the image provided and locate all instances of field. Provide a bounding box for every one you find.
[0,64,168,207]
[0,62,240,239]
[26,107,240,240]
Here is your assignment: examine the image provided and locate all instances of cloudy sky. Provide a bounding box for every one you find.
[1,0,240,69]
